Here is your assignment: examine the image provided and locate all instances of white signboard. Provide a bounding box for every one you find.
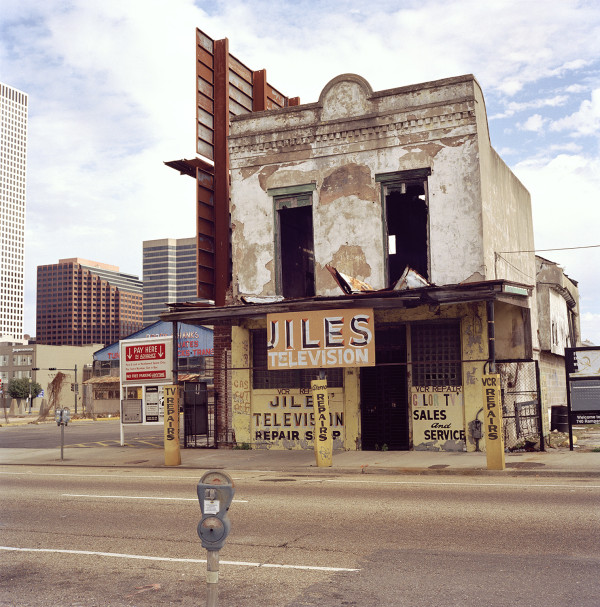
[120,337,173,385]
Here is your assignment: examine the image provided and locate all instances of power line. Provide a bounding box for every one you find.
[498,244,600,254]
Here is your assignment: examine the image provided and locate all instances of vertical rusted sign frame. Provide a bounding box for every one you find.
[194,28,298,306]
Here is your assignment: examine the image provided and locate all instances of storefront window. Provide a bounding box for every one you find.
[251,329,343,389]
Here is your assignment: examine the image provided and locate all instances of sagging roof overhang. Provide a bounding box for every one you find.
[164,157,214,178]
[160,280,533,326]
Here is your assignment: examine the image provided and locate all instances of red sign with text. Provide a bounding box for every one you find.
[120,338,172,384]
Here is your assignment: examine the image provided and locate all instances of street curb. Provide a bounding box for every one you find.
[1,460,598,479]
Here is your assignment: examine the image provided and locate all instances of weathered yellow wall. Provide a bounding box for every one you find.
[231,325,252,445]
[495,301,530,359]
[252,388,345,450]
[461,302,487,453]
[231,302,498,452]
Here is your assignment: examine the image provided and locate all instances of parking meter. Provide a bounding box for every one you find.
[197,471,235,551]
[55,407,71,426]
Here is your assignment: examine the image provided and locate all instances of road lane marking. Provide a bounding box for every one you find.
[0,546,359,572]
[61,493,248,503]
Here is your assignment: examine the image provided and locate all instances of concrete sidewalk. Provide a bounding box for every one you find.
[1,420,598,477]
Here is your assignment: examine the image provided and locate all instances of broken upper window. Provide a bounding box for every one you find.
[377,169,431,287]
[270,185,316,299]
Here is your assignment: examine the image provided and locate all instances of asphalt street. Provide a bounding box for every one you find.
[0,419,163,449]
[1,466,599,606]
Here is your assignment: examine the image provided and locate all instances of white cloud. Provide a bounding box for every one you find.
[1,0,599,344]
[581,313,600,345]
[550,88,600,136]
[513,153,600,346]
[518,114,548,132]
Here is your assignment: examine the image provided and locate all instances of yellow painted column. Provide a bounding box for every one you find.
[343,368,360,450]
[483,373,505,470]
[231,326,252,446]
[461,303,487,453]
[164,385,181,466]
[311,379,332,467]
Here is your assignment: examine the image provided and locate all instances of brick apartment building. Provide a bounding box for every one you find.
[36,258,143,346]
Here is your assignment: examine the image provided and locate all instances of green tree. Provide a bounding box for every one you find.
[7,378,43,400]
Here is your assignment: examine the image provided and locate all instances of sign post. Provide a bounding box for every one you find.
[311,377,333,467]
[164,385,181,466]
[119,337,173,446]
[482,374,505,470]
[565,346,600,450]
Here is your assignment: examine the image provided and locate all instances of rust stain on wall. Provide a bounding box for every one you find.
[463,302,484,349]
[240,166,260,180]
[258,166,279,190]
[320,163,375,205]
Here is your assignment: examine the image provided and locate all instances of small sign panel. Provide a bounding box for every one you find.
[204,499,220,514]
[145,386,159,422]
[121,399,143,424]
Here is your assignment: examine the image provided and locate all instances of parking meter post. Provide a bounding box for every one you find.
[60,423,64,460]
[206,549,219,607]
[197,471,235,607]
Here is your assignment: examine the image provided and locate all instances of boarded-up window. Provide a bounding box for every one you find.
[411,321,461,387]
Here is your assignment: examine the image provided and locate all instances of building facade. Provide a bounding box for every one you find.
[143,237,198,325]
[164,73,580,453]
[0,340,100,415]
[0,83,28,340]
[36,258,143,346]
[536,255,581,411]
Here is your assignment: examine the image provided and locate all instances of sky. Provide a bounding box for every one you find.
[1,0,599,343]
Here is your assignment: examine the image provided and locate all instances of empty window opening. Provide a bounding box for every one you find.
[385,180,428,285]
[278,203,315,298]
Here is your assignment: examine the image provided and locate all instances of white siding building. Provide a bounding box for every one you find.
[0,83,28,340]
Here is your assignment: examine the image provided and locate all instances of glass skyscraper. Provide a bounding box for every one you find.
[143,237,198,324]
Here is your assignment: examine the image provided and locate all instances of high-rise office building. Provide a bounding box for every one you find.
[143,237,198,324]
[36,258,143,346]
[0,83,28,340]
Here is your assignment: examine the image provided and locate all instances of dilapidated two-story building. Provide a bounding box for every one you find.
[165,70,579,453]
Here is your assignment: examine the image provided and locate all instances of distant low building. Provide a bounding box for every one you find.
[0,340,100,415]
[536,256,581,410]
[87,320,213,416]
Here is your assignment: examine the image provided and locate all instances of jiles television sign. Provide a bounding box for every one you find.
[266,309,375,370]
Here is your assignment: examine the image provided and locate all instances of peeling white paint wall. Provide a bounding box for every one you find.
[228,73,533,301]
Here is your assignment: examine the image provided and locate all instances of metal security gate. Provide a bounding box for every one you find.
[496,360,544,451]
[183,382,216,448]
[360,327,409,450]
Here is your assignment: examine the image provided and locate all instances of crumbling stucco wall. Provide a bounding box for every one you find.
[229,74,498,299]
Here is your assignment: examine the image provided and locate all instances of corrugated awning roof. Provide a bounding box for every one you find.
[160,279,533,325]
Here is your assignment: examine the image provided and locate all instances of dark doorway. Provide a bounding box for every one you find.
[360,327,409,450]
[279,205,315,298]
[183,381,215,448]
[385,181,428,285]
